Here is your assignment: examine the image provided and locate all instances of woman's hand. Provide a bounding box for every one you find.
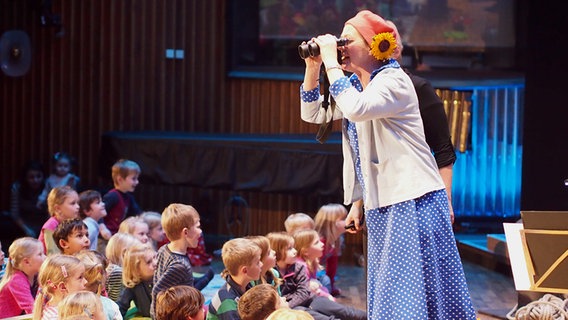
[314,34,339,68]
[345,200,364,234]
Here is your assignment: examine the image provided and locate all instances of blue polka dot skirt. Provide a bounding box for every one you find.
[366,190,477,319]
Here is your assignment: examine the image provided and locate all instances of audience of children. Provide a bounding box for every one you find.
[151,203,212,318]
[75,249,122,320]
[118,216,150,244]
[267,231,367,320]
[58,291,105,320]
[140,211,166,250]
[237,283,282,320]
[155,285,205,320]
[101,159,143,237]
[207,237,262,320]
[0,237,45,317]
[105,232,141,301]
[293,229,334,301]
[117,242,156,318]
[53,218,91,255]
[38,186,80,255]
[9,160,49,238]
[79,190,109,250]
[37,152,80,209]
[33,254,87,320]
[284,213,315,235]
[314,204,347,296]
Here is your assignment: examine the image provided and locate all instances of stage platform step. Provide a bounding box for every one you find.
[456,233,512,276]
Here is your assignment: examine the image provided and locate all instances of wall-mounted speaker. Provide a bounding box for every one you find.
[0,30,32,77]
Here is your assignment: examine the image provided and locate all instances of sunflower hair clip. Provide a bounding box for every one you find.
[370,32,397,61]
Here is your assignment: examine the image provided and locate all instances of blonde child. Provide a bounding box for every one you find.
[150,203,210,318]
[238,283,283,320]
[74,250,122,320]
[38,186,80,255]
[207,238,263,320]
[32,254,87,320]
[266,308,315,320]
[117,243,156,318]
[105,232,141,301]
[140,211,166,250]
[53,218,91,255]
[267,232,366,320]
[284,213,315,235]
[245,236,282,290]
[79,190,109,250]
[118,216,150,244]
[37,152,80,209]
[0,237,46,317]
[156,285,205,320]
[58,291,105,320]
[314,204,347,296]
[293,230,333,301]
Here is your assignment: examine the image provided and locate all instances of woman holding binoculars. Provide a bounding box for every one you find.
[299,10,476,320]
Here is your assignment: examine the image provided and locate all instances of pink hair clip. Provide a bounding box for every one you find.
[46,279,58,289]
[61,265,68,278]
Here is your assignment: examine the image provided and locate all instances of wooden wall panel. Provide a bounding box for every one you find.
[0,0,350,252]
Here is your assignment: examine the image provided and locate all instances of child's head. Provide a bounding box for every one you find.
[118,216,150,244]
[105,232,141,266]
[284,213,315,235]
[0,237,45,291]
[238,283,282,320]
[267,232,297,266]
[266,308,314,320]
[34,254,86,314]
[122,243,156,288]
[314,204,347,250]
[221,238,262,281]
[293,229,324,261]
[78,190,107,221]
[52,152,75,177]
[19,160,45,194]
[111,159,141,192]
[245,235,276,274]
[141,211,166,244]
[74,250,108,295]
[58,291,105,320]
[47,185,80,220]
[156,285,205,320]
[53,218,90,255]
[161,203,201,246]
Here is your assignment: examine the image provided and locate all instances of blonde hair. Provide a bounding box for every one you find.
[111,159,140,185]
[141,211,162,231]
[105,232,140,266]
[58,291,103,320]
[238,283,280,320]
[245,235,282,287]
[47,186,78,217]
[156,285,204,320]
[293,229,321,275]
[33,254,84,320]
[122,243,155,288]
[266,232,294,263]
[0,237,42,291]
[221,238,260,278]
[266,308,314,320]
[314,203,347,252]
[75,250,107,295]
[284,213,315,235]
[118,216,148,235]
[161,203,199,241]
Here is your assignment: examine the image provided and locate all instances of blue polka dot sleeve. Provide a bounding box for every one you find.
[300,84,320,103]
[330,77,352,97]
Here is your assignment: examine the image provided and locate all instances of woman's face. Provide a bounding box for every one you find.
[339,25,371,73]
[26,169,44,190]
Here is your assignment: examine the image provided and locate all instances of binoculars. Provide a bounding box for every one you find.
[298,38,349,59]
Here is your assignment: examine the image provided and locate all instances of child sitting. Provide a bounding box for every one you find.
[118,216,150,244]
[32,254,87,320]
[140,211,166,250]
[117,242,156,318]
[58,291,105,320]
[0,237,45,318]
[284,213,315,236]
[105,232,141,302]
[156,285,205,320]
[38,186,80,255]
[237,283,283,320]
[53,218,91,255]
[79,190,109,250]
[245,235,283,295]
[207,238,262,320]
[293,229,334,301]
[266,308,315,320]
[37,152,80,209]
[267,232,366,320]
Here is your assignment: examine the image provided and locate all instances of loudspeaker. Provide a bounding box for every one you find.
[0,30,32,77]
